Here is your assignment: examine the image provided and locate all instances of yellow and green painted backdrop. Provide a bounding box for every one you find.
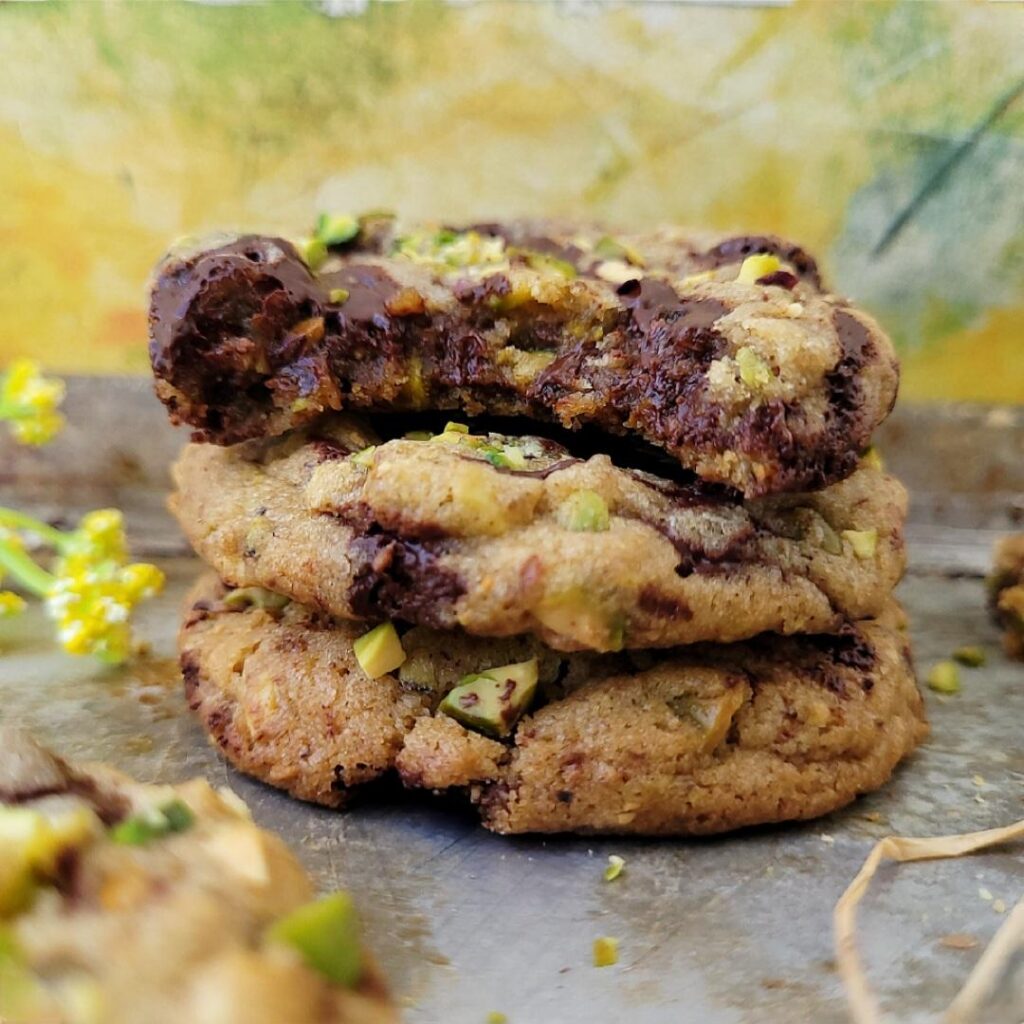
[1,1,1022,401]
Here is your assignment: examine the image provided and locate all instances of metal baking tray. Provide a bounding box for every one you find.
[2,379,1022,1023]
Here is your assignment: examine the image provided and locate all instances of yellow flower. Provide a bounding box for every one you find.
[0,591,25,617]
[0,360,65,446]
[44,561,165,664]
[58,509,128,572]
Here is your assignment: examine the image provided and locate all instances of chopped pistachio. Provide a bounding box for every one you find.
[404,430,433,442]
[353,622,406,679]
[593,236,644,267]
[328,288,350,305]
[736,253,782,283]
[604,855,625,882]
[438,658,539,738]
[350,446,377,468]
[222,587,290,612]
[501,444,528,471]
[559,490,611,533]
[926,661,960,695]
[593,936,619,967]
[862,446,884,471]
[842,529,878,559]
[267,893,363,988]
[110,799,195,846]
[314,212,359,247]
[521,250,577,279]
[481,446,511,469]
[952,646,986,668]
[444,421,470,434]
[486,1014,509,1024]
[0,806,98,914]
[294,237,328,272]
[735,347,773,390]
[394,229,506,270]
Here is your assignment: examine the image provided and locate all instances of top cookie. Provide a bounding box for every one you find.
[149,218,899,497]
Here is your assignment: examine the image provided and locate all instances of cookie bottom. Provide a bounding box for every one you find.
[181,575,927,836]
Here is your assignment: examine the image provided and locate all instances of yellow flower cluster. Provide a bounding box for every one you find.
[0,508,165,664]
[0,359,65,446]
[44,510,165,663]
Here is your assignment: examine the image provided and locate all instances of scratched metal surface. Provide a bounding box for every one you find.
[1,379,1023,1023]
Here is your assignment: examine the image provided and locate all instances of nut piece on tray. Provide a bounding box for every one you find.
[0,728,396,1024]
[990,534,1024,659]
[149,219,899,497]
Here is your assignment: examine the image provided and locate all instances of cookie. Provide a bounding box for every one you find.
[169,416,907,653]
[989,534,1024,659]
[149,219,899,497]
[180,575,927,836]
[0,728,395,1024]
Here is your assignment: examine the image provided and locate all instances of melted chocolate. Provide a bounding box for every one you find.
[348,531,465,629]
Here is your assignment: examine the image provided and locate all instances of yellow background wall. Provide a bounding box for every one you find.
[1,1,1022,401]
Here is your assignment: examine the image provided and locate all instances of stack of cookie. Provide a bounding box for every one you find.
[149,217,926,835]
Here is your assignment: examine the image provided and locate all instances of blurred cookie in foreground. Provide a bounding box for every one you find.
[989,534,1024,659]
[180,574,927,835]
[0,728,395,1024]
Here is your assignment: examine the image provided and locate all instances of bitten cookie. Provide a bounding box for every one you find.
[149,218,899,497]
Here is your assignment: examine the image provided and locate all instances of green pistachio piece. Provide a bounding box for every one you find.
[353,622,406,679]
[0,806,98,915]
[735,347,773,390]
[328,288,350,304]
[521,250,577,279]
[593,236,644,267]
[294,237,328,271]
[438,658,539,738]
[736,253,781,283]
[926,661,960,695]
[403,430,433,441]
[444,422,470,434]
[593,936,619,967]
[604,855,625,882]
[110,800,195,846]
[558,490,610,532]
[842,529,878,560]
[222,587,291,612]
[952,646,986,668]
[350,446,377,467]
[501,444,528,471]
[267,892,363,988]
[314,212,360,247]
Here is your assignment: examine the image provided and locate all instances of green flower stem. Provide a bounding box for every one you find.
[0,508,68,549]
[0,539,55,598]
[0,401,33,419]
